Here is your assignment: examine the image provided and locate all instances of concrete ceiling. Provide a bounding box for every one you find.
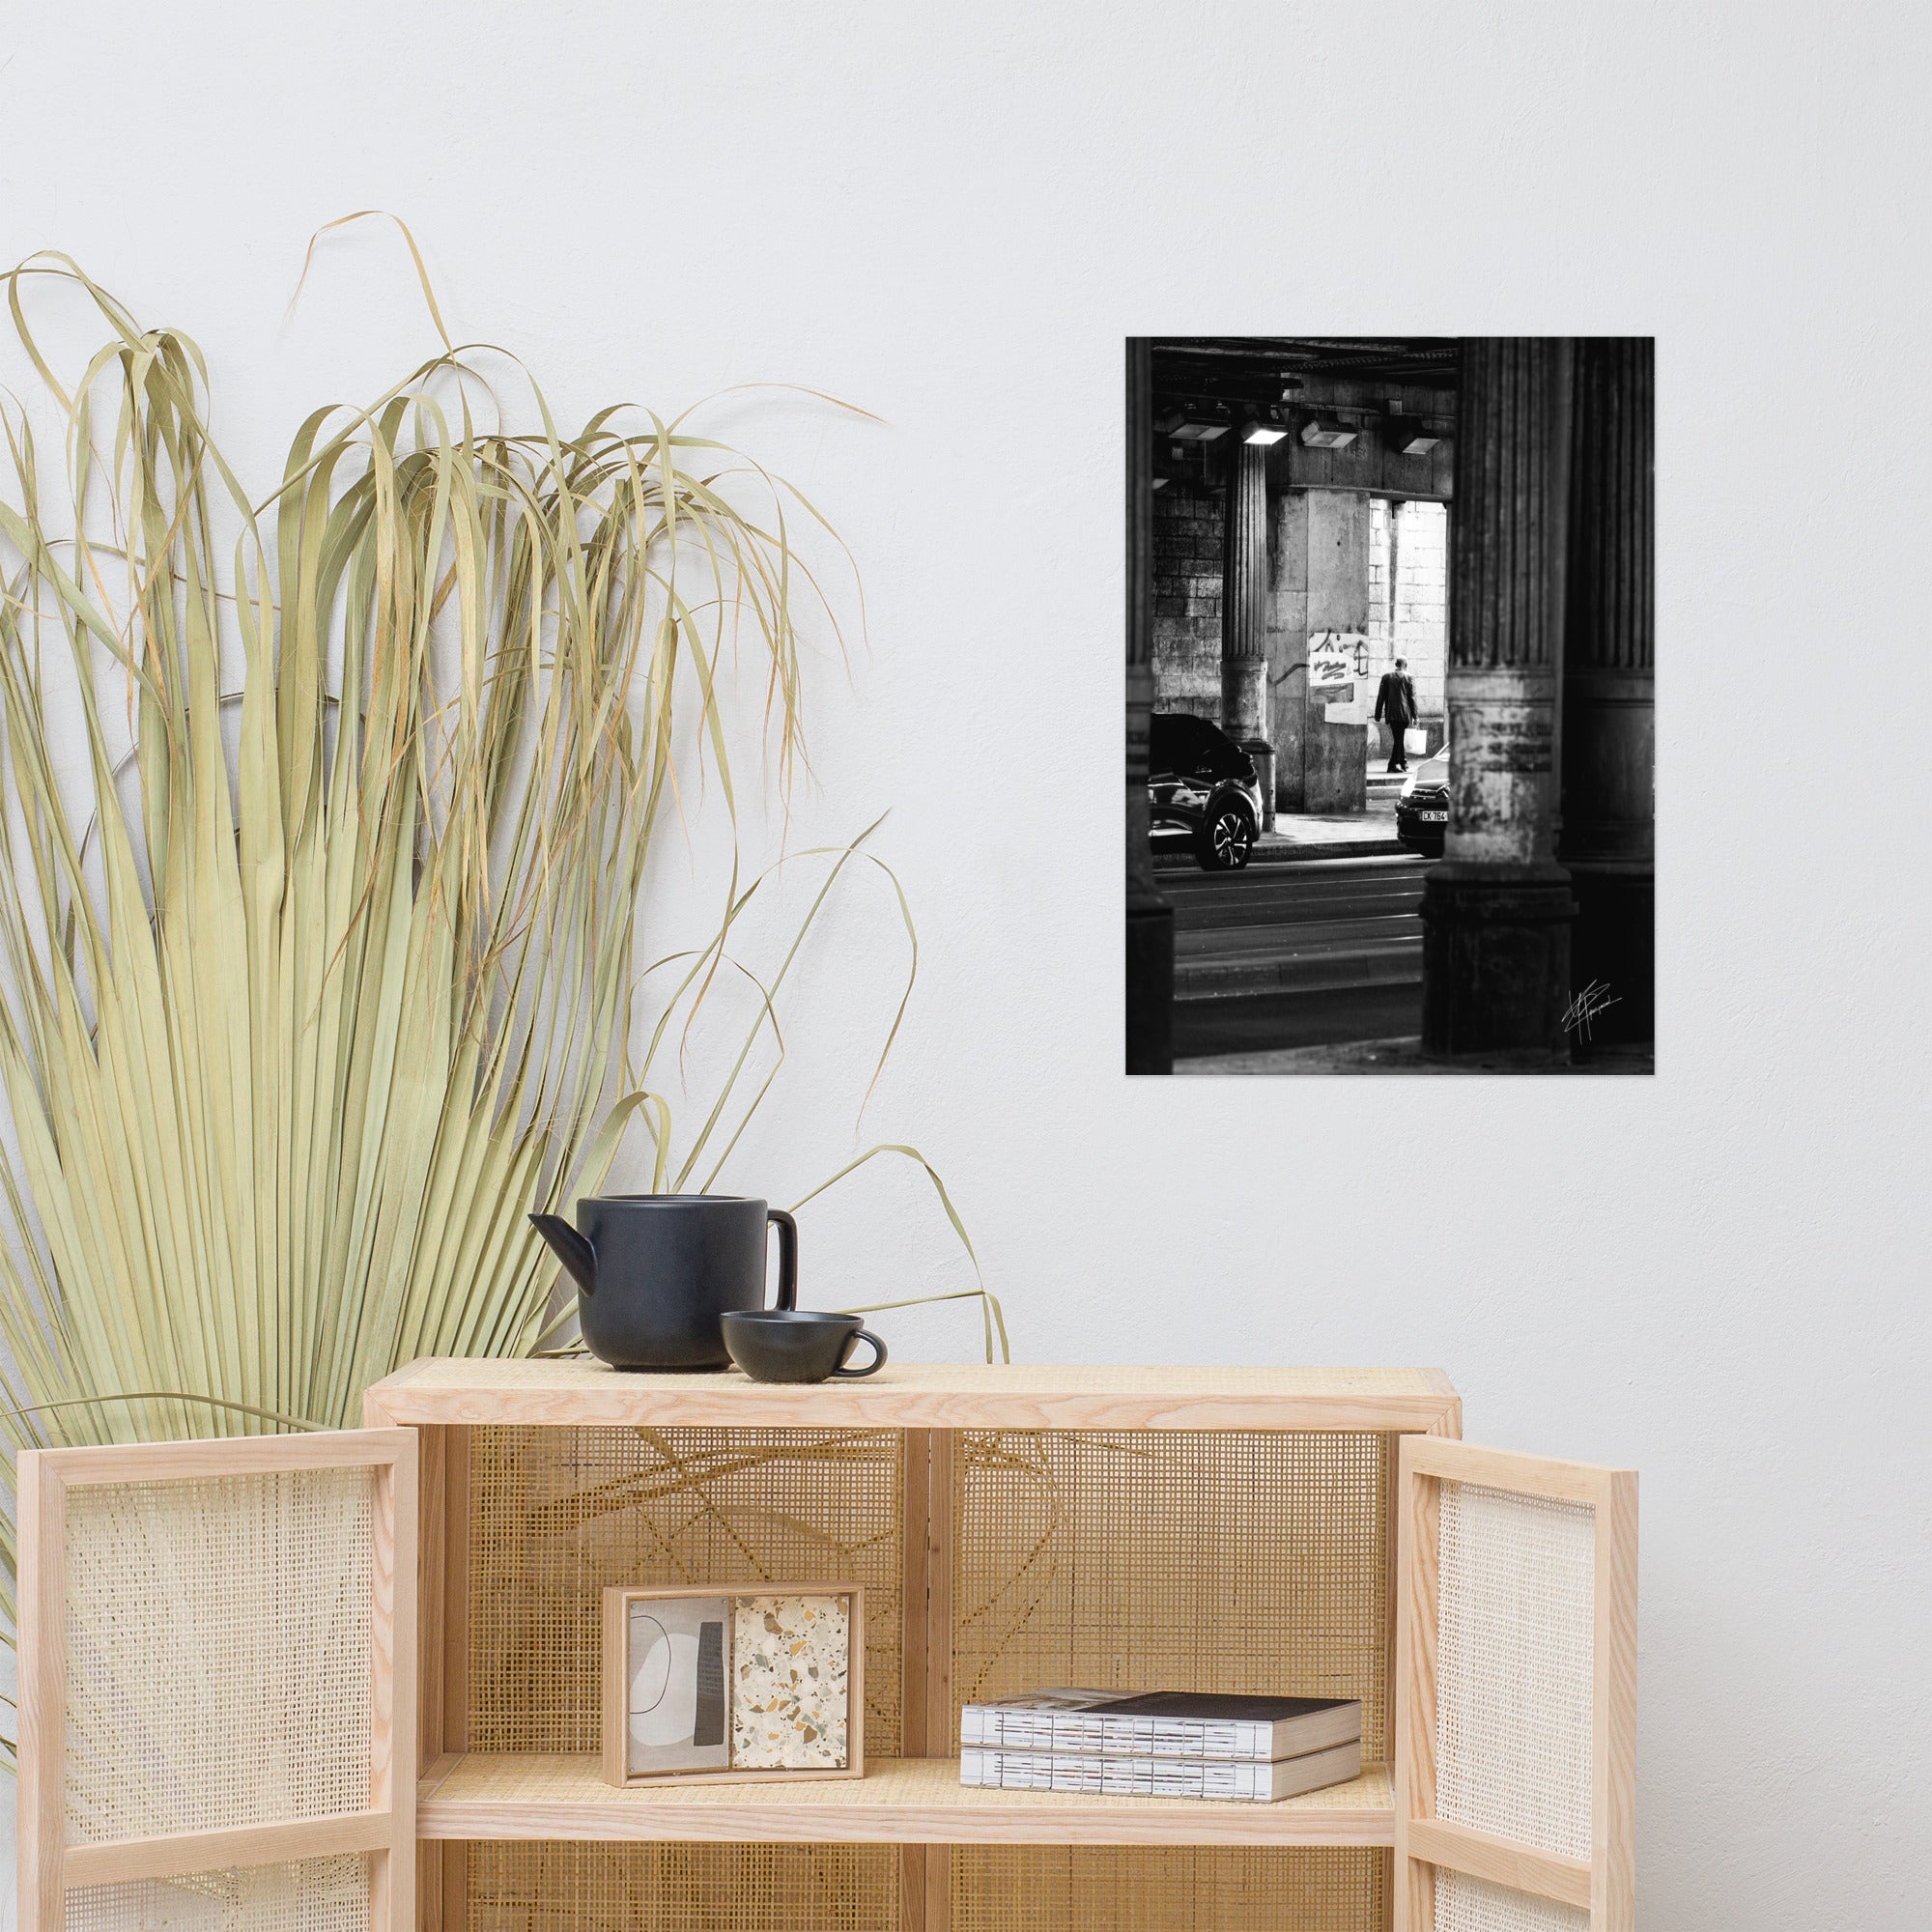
[1151,337,1461,406]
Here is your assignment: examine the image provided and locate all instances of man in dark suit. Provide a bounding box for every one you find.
[1374,657,1419,772]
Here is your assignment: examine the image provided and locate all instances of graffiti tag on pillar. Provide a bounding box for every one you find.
[1309,631,1371,724]
[1307,631,1361,684]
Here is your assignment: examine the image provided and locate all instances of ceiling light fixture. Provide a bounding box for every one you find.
[1155,404,1233,442]
[1241,404,1293,446]
[1388,422,1444,456]
[1299,416,1358,449]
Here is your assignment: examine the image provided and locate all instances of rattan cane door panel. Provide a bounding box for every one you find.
[63,1467,377,1842]
[1431,1870,1589,1932]
[467,1841,899,1932]
[466,1426,904,1757]
[1435,1483,1595,1860]
[952,1846,1388,1932]
[952,1430,1394,1760]
[1394,1440,1637,1932]
[15,1432,415,1932]
[63,1856,374,1932]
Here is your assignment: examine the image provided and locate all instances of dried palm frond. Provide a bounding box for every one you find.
[0,237,1001,1766]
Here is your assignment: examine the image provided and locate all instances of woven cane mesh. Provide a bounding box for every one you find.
[1435,1480,1595,1861]
[953,1431,1392,1758]
[63,1469,375,1842]
[952,1847,1387,1931]
[466,1841,897,1932]
[64,1856,370,1932]
[1434,1870,1590,1932]
[468,1426,902,1756]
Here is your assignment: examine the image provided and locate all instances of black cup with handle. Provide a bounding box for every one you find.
[721,1309,888,1383]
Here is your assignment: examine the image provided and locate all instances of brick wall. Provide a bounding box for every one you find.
[1392,500,1448,710]
[1367,498,1448,749]
[1151,479,1223,720]
[1368,496,1392,650]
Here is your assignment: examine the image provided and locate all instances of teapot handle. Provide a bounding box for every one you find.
[767,1208,798,1311]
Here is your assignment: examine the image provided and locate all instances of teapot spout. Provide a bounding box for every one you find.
[529,1213,598,1296]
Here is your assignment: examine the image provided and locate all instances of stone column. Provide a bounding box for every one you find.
[1303,489,1371,812]
[1262,485,1371,816]
[1124,338,1173,1074]
[1421,338,1577,1059]
[1264,488,1309,811]
[1558,338,1655,1050]
[1221,429,1274,829]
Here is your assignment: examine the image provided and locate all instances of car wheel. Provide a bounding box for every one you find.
[1196,803,1255,871]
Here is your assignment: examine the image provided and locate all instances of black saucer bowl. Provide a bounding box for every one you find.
[721,1310,888,1383]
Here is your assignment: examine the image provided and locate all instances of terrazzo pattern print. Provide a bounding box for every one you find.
[730,1594,851,1769]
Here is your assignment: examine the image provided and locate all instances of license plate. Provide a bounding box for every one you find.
[1416,810,1447,822]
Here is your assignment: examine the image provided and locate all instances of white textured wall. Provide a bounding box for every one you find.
[4,4,1929,1927]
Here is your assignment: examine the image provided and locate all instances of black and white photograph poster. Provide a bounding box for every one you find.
[1125,336,1654,1075]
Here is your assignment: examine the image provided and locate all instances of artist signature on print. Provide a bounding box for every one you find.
[1562,980,1621,1040]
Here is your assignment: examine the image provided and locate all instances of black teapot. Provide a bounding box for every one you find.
[529,1194,798,1371]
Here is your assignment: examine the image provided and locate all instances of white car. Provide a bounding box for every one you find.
[1395,743,1450,856]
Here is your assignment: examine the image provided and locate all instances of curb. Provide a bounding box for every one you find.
[1176,946,1422,1002]
[1155,838,1414,870]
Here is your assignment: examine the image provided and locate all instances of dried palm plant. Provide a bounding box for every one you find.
[0,235,1001,1766]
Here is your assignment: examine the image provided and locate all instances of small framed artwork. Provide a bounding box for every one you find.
[601,1583,865,1787]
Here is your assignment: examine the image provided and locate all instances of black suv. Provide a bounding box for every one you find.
[1148,712,1264,870]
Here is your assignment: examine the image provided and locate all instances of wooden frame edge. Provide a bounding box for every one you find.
[373,1430,418,1932]
[41,1428,413,1485]
[925,1430,956,1932]
[925,1430,956,1761]
[63,1810,391,1889]
[1402,1435,1630,1507]
[901,1426,954,1932]
[366,1397,467,1932]
[1595,1468,1639,1932]
[1392,1432,1439,1932]
[354,1377,1463,1436]
[1406,1816,1592,1911]
[17,1452,66,1932]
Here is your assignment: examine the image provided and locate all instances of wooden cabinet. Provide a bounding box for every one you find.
[17,1362,1635,1932]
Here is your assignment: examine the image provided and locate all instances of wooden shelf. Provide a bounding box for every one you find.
[416,1753,1395,1848]
[366,1357,1461,1434]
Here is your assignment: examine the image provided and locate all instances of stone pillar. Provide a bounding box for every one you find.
[1304,490,1370,812]
[1422,338,1577,1059]
[1265,488,1310,810]
[1558,339,1654,1051]
[1124,338,1173,1074]
[1264,488,1371,814]
[1221,429,1274,829]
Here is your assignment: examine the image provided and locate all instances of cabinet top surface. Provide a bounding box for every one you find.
[364,1357,1460,1431]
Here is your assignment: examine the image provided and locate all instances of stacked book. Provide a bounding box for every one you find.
[958,1689,1362,1804]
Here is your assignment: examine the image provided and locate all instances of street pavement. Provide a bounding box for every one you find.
[1151,807,1408,870]
[1165,853,1435,1059]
